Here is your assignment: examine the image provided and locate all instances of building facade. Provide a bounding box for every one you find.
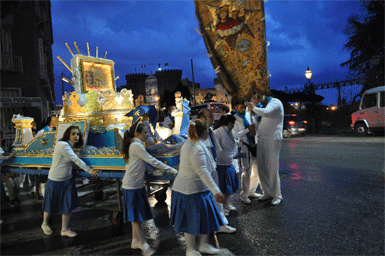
[1,0,55,150]
[120,69,183,103]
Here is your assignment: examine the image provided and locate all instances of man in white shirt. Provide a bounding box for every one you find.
[232,101,256,204]
[247,92,284,206]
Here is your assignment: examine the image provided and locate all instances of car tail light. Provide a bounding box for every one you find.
[303,120,307,124]
[289,121,295,126]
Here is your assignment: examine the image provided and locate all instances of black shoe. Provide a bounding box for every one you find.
[10,200,16,207]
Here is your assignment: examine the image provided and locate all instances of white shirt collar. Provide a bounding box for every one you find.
[68,140,75,148]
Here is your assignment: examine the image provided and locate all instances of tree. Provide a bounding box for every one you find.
[341,0,384,92]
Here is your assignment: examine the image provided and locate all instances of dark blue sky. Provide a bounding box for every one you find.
[51,0,363,105]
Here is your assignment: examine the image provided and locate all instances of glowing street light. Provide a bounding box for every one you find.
[305,67,312,85]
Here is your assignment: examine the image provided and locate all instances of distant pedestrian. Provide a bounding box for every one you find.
[247,92,284,205]
[121,122,177,256]
[171,119,227,256]
[41,126,100,237]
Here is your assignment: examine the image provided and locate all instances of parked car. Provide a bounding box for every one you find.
[189,102,226,121]
[351,86,385,136]
[283,114,307,138]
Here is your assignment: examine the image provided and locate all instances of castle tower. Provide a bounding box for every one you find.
[122,73,147,99]
[155,69,182,96]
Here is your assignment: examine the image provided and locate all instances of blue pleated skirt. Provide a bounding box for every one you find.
[42,177,79,215]
[170,190,224,236]
[123,187,153,223]
[217,164,239,195]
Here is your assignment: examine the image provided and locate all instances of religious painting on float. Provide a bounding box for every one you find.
[74,55,116,93]
[195,0,270,101]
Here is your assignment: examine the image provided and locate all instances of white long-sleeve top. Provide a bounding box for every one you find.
[214,126,237,166]
[251,98,284,140]
[122,138,177,190]
[172,139,221,195]
[48,141,92,181]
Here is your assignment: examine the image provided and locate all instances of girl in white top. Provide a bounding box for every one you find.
[171,119,227,256]
[41,126,100,238]
[121,122,177,256]
[213,114,240,212]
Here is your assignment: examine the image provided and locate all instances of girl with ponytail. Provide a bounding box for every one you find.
[171,119,228,256]
[121,121,177,256]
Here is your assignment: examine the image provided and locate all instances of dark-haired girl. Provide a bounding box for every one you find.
[41,126,100,237]
[213,114,239,215]
[171,119,226,256]
[121,122,177,256]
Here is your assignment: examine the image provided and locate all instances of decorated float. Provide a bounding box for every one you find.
[1,42,185,227]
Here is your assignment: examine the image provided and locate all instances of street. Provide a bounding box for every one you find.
[1,134,384,255]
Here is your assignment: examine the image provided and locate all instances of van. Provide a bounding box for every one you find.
[189,102,226,121]
[351,86,385,136]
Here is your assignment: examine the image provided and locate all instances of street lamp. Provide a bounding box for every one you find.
[305,67,315,132]
[305,67,313,87]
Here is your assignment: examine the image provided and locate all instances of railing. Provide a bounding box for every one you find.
[1,53,23,72]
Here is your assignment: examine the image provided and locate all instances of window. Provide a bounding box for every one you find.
[361,93,377,109]
[380,92,384,108]
[1,29,12,54]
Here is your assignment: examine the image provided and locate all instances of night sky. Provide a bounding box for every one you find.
[51,0,364,105]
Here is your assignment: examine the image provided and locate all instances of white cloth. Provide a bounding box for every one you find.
[213,126,236,166]
[172,139,221,195]
[251,98,284,140]
[257,138,282,199]
[122,138,177,190]
[48,141,92,181]
[163,116,173,129]
[35,126,55,138]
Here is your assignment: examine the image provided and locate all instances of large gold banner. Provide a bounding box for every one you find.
[195,0,270,101]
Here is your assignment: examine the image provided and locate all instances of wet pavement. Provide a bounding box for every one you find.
[1,135,384,255]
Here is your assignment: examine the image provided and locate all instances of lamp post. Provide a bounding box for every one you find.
[305,67,313,92]
[305,67,315,132]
